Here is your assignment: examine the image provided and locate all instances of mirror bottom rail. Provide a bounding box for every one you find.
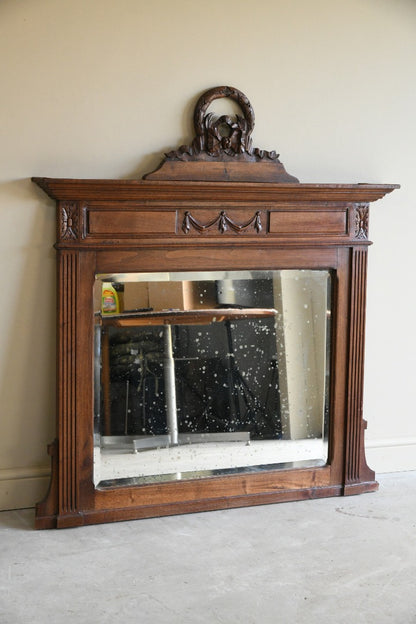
[83,484,347,527]
[35,465,378,529]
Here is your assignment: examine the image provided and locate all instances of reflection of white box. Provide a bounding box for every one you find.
[123,282,150,311]
[148,281,188,311]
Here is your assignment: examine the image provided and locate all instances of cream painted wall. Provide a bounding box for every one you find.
[1,0,415,509]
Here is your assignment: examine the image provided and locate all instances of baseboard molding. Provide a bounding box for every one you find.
[365,437,416,474]
[0,467,50,511]
[0,438,415,511]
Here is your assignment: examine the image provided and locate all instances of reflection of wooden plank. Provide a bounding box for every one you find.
[101,432,251,453]
[99,307,277,327]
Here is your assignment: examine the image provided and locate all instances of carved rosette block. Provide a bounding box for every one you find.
[60,202,79,240]
[354,203,369,240]
[344,248,376,493]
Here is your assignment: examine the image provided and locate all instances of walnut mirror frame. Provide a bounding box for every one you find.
[33,86,398,529]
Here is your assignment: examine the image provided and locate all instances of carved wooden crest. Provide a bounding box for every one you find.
[144,86,299,183]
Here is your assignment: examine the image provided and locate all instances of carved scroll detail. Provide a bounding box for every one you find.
[182,210,262,234]
[60,202,79,240]
[354,204,369,240]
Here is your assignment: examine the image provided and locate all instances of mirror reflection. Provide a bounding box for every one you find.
[93,270,331,486]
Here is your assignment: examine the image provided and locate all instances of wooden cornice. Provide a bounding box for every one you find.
[32,177,399,204]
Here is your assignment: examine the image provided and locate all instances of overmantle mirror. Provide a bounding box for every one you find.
[32,86,398,528]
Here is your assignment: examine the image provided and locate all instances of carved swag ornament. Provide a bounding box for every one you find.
[182,210,262,234]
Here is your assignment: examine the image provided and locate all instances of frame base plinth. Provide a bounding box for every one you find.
[55,513,85,529]
[343,480,379,497]
[35,511,85,530]
[35,513,58,530]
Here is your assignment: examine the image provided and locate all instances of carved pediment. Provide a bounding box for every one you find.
[144,86,299,183]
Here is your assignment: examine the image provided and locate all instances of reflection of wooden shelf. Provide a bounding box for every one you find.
[98,307,277,327]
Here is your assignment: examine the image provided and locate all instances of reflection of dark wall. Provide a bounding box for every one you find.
[224,278,275,308]
[174,318,281,438]
[172,278,280,437]
[103,327,167,436]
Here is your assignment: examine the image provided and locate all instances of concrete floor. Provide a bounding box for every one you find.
[1,472,415,624]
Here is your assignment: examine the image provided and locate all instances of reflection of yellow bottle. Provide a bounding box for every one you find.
[101,282,119,314]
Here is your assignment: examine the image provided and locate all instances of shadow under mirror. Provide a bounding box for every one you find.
[93,269,332,487]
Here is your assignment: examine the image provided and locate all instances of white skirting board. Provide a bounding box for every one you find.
[365,437,416,474]
[1,438,415,511]
[0,467,50,512]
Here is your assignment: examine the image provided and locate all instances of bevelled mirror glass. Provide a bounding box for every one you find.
[93,269,332,487]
